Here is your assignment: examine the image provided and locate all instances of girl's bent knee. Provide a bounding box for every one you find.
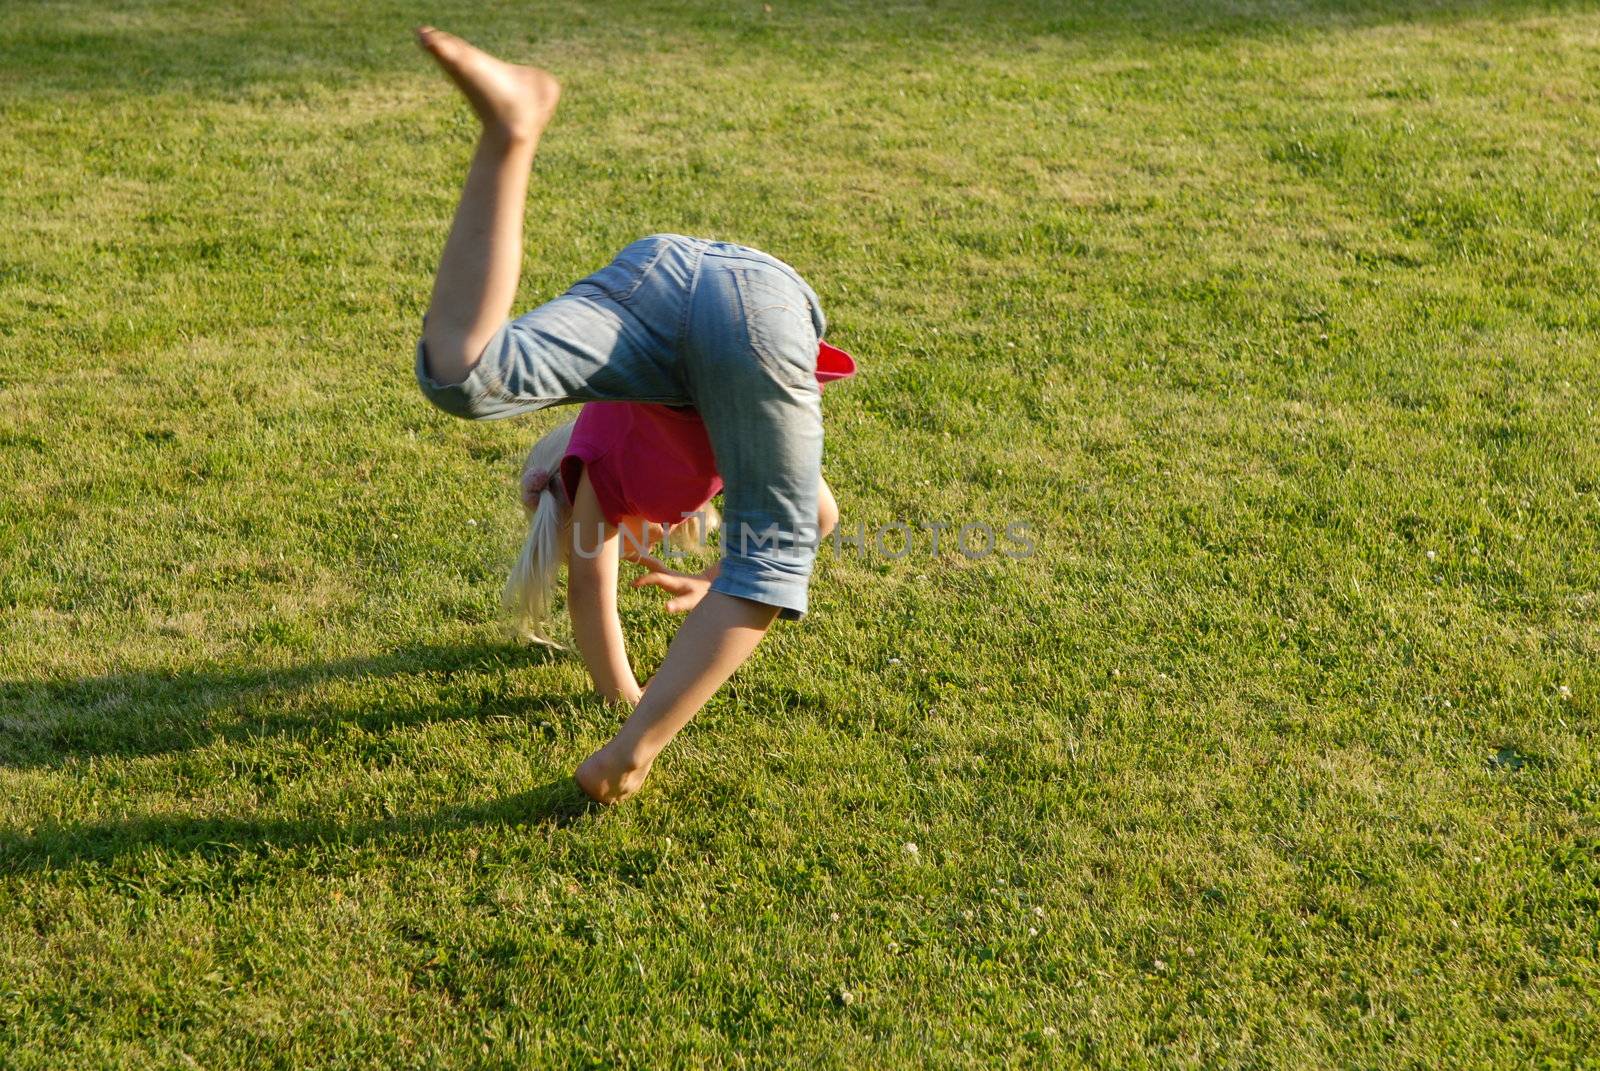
[414,334,511,420]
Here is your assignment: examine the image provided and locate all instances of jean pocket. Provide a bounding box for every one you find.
[730,266,818,388]
[573,237,667,303]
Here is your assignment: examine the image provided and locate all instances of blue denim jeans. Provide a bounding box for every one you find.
[416,234,827,620]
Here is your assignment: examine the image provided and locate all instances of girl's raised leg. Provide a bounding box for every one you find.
[416,27,561,385]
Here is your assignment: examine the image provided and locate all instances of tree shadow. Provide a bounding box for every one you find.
[0,775,601,876]
[1,0,1588,97]
[0,639,576,769]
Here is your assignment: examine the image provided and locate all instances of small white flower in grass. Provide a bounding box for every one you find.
[1443,699,1452,709]
[997,877,1007,885]
[838,988,855,1006]
[1425,549,1436,561]
[962,909,974,921]
[902,842,919,858]
[830,911,841,922]
[1028,926,1039,937]
[1042,1026,1059,1038]
[888,657,902,666]
[1032,906,1045,919]
[1559,685,1572,700]
[467,519,478,527]
[1152,958,1167,971]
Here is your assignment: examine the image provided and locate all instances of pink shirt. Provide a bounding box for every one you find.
[560,403,721,525]
[558,340,856,526]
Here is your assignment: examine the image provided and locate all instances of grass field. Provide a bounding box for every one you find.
[3,0,1599,1066]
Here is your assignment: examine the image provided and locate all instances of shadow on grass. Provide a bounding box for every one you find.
[1,0,1588,96]
[0,640,574,769]
[0,775,600,876]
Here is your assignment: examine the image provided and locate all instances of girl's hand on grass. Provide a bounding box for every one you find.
[630,556,718,615]
[597,679,644,709]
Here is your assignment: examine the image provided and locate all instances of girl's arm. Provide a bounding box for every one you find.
[566,471,644,707]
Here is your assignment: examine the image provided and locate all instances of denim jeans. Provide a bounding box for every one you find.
[415,234,828,620]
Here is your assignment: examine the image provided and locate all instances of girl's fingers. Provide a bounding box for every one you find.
[633,571,692,596]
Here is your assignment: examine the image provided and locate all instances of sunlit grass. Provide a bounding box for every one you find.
[2,1,1597,1066]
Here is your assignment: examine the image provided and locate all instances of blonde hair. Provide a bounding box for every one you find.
[505,418,578,646]
[504,416,724,646]
[668,504,720,554]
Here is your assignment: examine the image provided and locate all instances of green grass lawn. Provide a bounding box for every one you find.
[3,0,1598,1066]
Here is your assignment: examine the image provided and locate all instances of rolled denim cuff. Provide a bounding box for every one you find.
[419,331,512,419]
[711,554,810,621]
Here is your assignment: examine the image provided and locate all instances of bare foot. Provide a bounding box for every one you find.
[415,26,561,143]
[575,744,652,805]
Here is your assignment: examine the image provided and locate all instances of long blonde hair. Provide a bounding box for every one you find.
[504,416,724,646]
[505,418,578,646]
